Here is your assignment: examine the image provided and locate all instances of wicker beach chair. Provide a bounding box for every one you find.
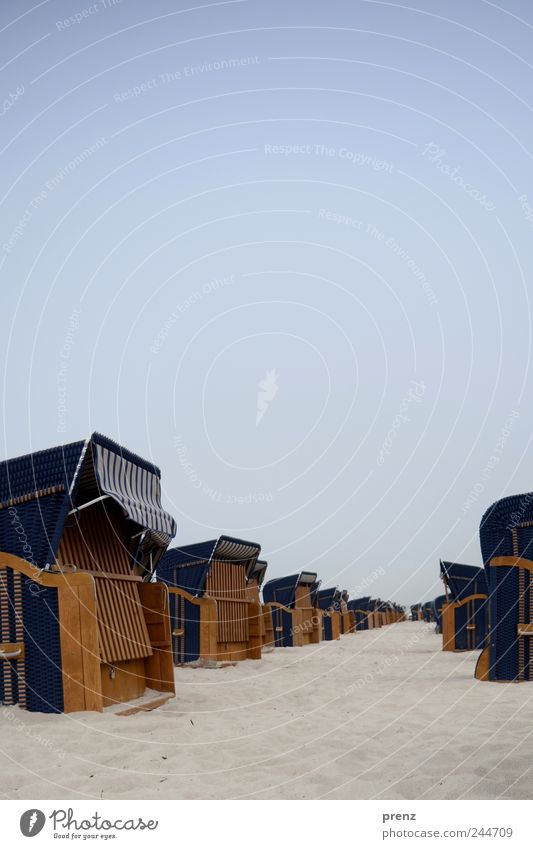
[317,587,342,641]
[422,601,433,623]
[347,596,373,630]
[440,561,488,653]
[158,536,263,663]
[262,572,322,648]
[0,433,176,713]
[475,493,533,681]
[411,603,424,621]
[431,595,447,634]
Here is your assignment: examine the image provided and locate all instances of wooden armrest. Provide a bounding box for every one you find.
[490,556,533,572]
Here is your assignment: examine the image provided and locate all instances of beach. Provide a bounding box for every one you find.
[1,622,532,800]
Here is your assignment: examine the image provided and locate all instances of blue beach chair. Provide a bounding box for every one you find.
[440,560,488,652]
[431,595,447,634]
[0,433,176,713]
[316,587,342,640]
[347,596,373,630]
[262,572,322,647]
[476,493,533,681]
[158,536,263,663]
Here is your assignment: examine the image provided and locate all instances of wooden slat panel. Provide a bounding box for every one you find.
[57,585,86,712]
[76,583,103,712]
[216,600,248,642]
[294,585,311,607]
[94,579,152,663]
[57,501,130,576]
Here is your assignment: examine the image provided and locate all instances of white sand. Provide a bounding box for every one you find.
[2,622,533,800]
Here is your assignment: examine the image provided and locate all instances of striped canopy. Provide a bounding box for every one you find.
[93,441,175,538]
[0,432,176,569]
[158,535,261,594]
[262,571,319,607]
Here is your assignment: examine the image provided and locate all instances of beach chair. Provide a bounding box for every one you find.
[422,601,433,623]
[440,560,488,653]
[411,603,423,621]
[0,433,176,713]
[158,536,263,663]
[338,590,354,634]
[381,601,394,625]
[317,587,342,640]
[262,572,322,647]
[475,492,533,681]
[246,559,274,648]
[347,596,373,630]
[431,595,447,634]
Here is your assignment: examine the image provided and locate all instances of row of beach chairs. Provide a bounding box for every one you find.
[0,433,405,714]
[413,487,533,683]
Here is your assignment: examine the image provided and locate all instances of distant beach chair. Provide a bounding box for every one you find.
[339,590,354,634]
[422,601,433,623]
[475,493,533,681]
[440,560,488,653]
[262,572,322,647]
[0,433,176,713]
[158,536,263,663]
[369,598,383,628]
[317,587,342,640]
[411,603,424,621]
[393,603,405,622]
[431,595,447,634]
[246,559,275,648]
[347,596,373,630]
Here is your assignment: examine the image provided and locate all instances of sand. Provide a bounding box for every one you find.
[2,621,533,800]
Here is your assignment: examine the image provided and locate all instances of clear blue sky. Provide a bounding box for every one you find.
[1,0,532,605]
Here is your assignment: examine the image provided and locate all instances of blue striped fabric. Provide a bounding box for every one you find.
[249,559,268,588]
[93,442,176,538]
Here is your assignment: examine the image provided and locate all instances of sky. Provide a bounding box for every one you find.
[1,0,532,607]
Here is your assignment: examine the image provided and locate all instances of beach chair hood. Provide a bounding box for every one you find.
[440,560,487,600]
[158,535,261,596]
[0,432,176,576]
[248,559,268,588]
[262,571,318,607]
[317,586,340,610]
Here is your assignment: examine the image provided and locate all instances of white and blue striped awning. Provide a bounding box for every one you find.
[93,443,176,538]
